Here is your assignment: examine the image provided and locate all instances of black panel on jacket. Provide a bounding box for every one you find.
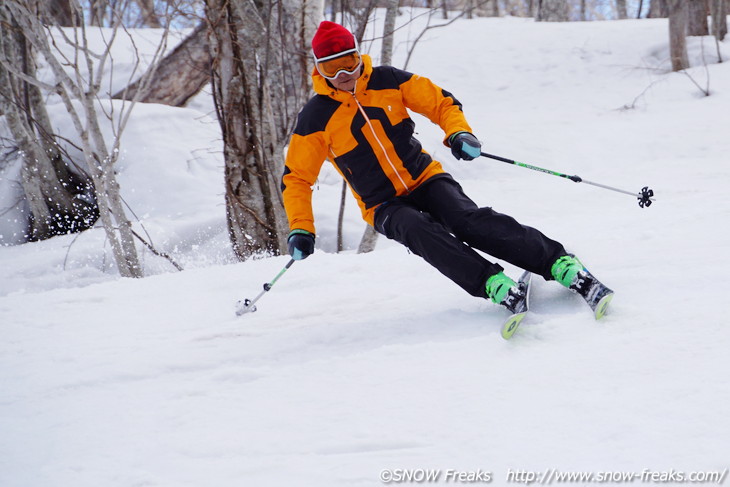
[367,66,414,91]
[293,95,342,136]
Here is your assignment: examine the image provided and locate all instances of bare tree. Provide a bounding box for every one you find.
[0,4,98,241]
[3,0,176,277]
[89,0,107,26]
[135,0,162,27]
[687,0,709,35]
[205,0,321,260]
[337,181,348,252]
[616,0,628,18]
[710,0,727,40]
[113,20,210,107]
[44,0,77,26]
[381,0,399,66]
[667,0,689,71]
[536,0,570,21]
[648,0,669,17]
[317,0,378,254]
[356,0,401,255]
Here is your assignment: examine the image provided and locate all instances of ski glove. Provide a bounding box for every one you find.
[288,229,315,260]
[449,132,482,161]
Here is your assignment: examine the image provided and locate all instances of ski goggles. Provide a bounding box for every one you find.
[314,48,362,80]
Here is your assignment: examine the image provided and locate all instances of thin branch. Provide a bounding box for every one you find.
[402,5,478,70]
[680,37,711,96]
[131,229,184,271]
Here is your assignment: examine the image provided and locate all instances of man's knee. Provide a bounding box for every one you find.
[375,204,424,241]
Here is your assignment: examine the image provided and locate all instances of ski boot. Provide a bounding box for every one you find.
[486,271,528,314]
[551,255,614,319]
[487,271,532,339]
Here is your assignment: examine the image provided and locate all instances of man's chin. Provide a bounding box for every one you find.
[335,83,356,91]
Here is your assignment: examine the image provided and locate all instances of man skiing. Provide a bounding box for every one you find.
[281,21,612,324]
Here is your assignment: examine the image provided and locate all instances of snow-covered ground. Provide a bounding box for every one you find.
[2,13,730,487]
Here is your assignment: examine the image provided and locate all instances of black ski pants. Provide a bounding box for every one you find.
[373,175,567,299]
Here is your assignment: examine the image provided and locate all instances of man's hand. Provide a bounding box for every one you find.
[287,229,315,260]
[449,132,482,161]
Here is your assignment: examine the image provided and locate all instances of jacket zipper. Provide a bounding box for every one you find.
[351,92,410,194]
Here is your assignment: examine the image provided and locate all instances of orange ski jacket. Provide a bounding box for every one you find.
[281,54,473,235]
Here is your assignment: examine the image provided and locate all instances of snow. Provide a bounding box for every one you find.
[2,13,730,487]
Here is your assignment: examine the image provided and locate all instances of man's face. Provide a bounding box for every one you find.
[314,48,362,92]
[329,68,360,92]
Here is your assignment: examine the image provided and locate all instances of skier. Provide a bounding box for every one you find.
[281,20,612,320]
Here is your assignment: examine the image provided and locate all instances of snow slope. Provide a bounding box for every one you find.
[2,14,730,487]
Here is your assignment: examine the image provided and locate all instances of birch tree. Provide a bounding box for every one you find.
[45,0,77,26]
[357,0,400,255]
[205,0,321,260]
[536,0,570,20]
[3,0,174,277]
[649,0,669,17]
[0,6,97,241]
[687,0,709,35]
[113,20,210,107]
[667,0,689,71]
[710,0,727,40]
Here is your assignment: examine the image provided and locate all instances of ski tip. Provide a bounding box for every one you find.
[501,312,527,340]
[594,292,614,320]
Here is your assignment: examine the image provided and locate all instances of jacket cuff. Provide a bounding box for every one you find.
[289,229,315,238]
[444,130,470,147]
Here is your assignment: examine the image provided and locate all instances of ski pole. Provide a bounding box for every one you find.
[479,151,655,208]
[235,258,295,316]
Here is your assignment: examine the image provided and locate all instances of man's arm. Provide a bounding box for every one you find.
[396,70,474,146]
[281,132,328,235]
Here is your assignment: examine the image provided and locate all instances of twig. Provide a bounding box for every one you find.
[680,37,710,97]
[131,229,184,271]
[402,6,477,71]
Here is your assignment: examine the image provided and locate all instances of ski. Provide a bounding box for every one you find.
[582,281,614,320]
[500,271,532,340]
[571,271,614,320]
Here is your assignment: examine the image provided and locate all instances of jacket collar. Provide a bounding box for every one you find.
[312,54,373,101]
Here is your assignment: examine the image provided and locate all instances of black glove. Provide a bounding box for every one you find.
[449,132,482,161]
[287,229,315,260]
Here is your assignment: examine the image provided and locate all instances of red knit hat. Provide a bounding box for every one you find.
[312,21,356,59]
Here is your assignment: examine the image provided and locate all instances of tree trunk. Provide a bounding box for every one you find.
[135,0,161,27]
[90,0,105,26]
[206,0,319,260]
[710,0,727,40]
[0,6,98,242]
[337,181,347,252]
[668,0,690,71]
[5,0,147,276]
[687,0,709,35]
[381,0,398,66]
[648,0,669,17]
[357,0,401,255]
[536,0,570,21]
[616,0,628,18]
[112,21,211,107]
[44,0,76,26]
